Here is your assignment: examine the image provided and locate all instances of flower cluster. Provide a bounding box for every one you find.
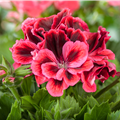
[11,9,116,97]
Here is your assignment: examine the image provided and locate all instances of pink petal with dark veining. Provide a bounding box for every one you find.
[31,49,57,76]
[63,71,80,86]
[63,41,88,68]
[46,79,68,97]
[12,39,37,64]
[41,62,59,79]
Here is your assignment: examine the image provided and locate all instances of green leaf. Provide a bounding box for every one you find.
[28,111,35,120]
[77,95,87,108]
[61,108,72,119]
[54,110,60,120]
[21,96,39,111]
[40,93,55,110]
[60,95,81,118]
[0,93,15,120]
[96,91,112,104]
[44,110,53,120]
[107,110,120,120]
[35,107,45,120]
[0,64,7,73]
[86,96,99,108]
[14,65,31,77]
[84,101,111,120]
[32,88,48,105]
[74,102,90,120]
[7,100,21,120]
[21,76,33,95]
[2,56,13,74]
[54,100,60,112]
[111,100,120,112]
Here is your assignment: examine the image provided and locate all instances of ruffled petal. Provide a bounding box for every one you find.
[52,8,70,29]
[21,18,37,33]
[46,79,68,97]
[35,15,55,31]
[65,16,89,31]
[26,26,43,44]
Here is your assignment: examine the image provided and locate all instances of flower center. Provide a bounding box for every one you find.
[58,61,67,69]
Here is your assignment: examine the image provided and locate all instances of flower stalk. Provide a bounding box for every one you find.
[94,77,120,98]
[9,87,21,101]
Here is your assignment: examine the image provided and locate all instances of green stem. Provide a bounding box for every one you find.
[94,77,120,98]
[9,87,21,101]
[61,90,66,99]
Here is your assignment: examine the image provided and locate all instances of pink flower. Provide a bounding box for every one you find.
[12,1,52,17]
[108,1,120,6]
[54,1,80,13]
[81,60,116,92]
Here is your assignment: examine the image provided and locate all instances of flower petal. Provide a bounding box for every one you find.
[31,49,57,76]
[98,49,115,60]
[35,75,48,87]
[35,15,54,31]
[65,16,89,31]
[63,41,88,68]
[41,62,59,79]
[68,58,93,74]
[63,71,80,86]
[52,8,70,29]
[45,30,68,59]
[81,73,96,92]
[11,39,37,64]
[26,26,42,44]
[69,29,87,43]
[46,79,68,97]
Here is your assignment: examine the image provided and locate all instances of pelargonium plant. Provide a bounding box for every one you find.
[0,9,120,120]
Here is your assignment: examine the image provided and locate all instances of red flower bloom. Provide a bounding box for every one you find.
[11,9,116,96]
